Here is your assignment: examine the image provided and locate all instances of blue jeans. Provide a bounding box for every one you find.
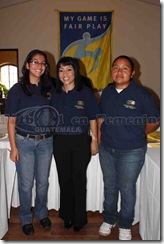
[99,143,147,229]
[15,134,53,226]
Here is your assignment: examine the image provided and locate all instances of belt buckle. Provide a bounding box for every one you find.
[35,135,42,141]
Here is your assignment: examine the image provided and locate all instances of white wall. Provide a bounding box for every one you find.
[0,0,160,102]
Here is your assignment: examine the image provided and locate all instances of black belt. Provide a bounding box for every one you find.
[16,131,52,141]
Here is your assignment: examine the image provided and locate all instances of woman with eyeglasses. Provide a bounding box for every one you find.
[5,49,54,235]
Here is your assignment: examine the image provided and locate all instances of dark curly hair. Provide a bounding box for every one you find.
[20,49,51,97]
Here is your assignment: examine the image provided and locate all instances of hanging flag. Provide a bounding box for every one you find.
[58,11,114,91]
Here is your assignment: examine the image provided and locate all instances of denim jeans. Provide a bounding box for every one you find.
[99,143,147,229]
[15,134,53,226]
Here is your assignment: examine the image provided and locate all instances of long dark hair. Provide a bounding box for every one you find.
[20,49,51,97]
[56,56,83,92]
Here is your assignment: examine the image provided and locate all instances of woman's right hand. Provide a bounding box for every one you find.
[10,147,19,162]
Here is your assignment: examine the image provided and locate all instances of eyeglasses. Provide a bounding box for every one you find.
[30,60,47,67]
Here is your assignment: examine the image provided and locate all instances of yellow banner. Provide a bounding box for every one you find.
[59,11,114,90]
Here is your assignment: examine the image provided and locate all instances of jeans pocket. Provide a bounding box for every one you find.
[16,134,28,143]
[44,136,53,144]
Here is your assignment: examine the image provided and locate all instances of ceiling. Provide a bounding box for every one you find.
[0,0,160,9]
[0,0,33,9]
[136,0,160,5]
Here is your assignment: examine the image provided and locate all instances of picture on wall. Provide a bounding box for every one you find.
[58,11,114,90]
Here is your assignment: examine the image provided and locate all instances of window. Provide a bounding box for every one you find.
[0,64,18,90]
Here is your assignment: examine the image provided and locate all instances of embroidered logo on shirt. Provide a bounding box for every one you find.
[123,100,136,109]
[127,100,135,105]
[75,101,84,109]
[46,92,51,100]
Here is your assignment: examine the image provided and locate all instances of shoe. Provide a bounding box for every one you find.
[119,228,132,240]
[73,225,84,232]
[64,221,73,229]
[99,222,116,236]
[40,217,51,229]
[22,224,34,235]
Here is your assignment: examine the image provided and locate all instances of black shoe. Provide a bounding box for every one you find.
[73,225,84,232]
[22,224,34,235]
[40,217,51,229]
[64,221,73,229]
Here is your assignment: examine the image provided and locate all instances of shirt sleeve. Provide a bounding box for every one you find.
[5,84,20,116]
[85,88,100,120]
[142,89,160,123]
